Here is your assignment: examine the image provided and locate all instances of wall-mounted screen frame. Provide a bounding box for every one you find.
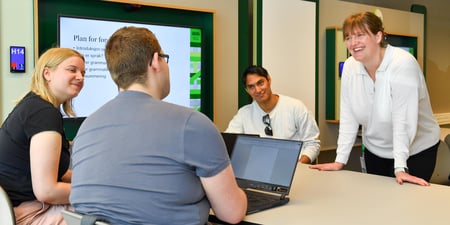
[385,33,418,59]
[36,0,214,120]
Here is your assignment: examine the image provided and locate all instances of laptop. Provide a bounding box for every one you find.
[230,135,302,215]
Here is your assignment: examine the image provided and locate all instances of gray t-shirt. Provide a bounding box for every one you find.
[70,91,230,225]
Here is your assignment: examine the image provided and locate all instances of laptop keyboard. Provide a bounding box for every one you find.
[206,189,289,224]
[244,189,289,214]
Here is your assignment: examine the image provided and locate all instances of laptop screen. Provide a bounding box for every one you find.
[221,132,259,156]
[230,136,302,190]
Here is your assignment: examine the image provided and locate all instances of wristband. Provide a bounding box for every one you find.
[394,167,408,174]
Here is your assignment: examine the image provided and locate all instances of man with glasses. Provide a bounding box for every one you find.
[70,26,247,225]
[225,65,320,164]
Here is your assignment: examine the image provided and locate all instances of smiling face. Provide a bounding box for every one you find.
[44,56,85,105]
[344,27,382,63]
[342,12,386,65]
[245,73,272,104]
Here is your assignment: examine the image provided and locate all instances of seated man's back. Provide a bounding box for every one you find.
[71,92,229,224]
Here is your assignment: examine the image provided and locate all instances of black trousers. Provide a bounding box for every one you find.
[364,141,439,181]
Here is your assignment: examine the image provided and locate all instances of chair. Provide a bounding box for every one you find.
[445,134,450,181]
[0,185,16,225]
[445,134,450,149]
[61,209,110,225]
[430,139,450,184]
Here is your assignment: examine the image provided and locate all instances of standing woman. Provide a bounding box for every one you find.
[310,12,440,186]
[0,48,85,224]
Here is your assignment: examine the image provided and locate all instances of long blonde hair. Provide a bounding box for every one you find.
[29,48,85,116]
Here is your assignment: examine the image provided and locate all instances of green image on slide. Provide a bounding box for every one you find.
[190,28,202,111]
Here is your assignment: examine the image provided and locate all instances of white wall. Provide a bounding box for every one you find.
[262,0,316,116]
[0,0,35,123]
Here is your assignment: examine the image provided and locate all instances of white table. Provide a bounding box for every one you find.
[243,163,450,225]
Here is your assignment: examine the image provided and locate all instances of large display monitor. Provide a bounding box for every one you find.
[58,15,202,117]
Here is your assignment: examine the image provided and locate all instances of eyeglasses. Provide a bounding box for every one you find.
[159,53,170,63]
[262,114,273,136]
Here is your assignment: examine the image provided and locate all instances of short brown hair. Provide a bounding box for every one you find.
[105,26,162,89]
[342,11,387,47]
[241,65,269,86]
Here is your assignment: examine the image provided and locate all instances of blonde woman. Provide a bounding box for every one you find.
[0,48,85,224]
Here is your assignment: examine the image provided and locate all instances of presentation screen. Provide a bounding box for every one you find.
[58,15,203,117]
